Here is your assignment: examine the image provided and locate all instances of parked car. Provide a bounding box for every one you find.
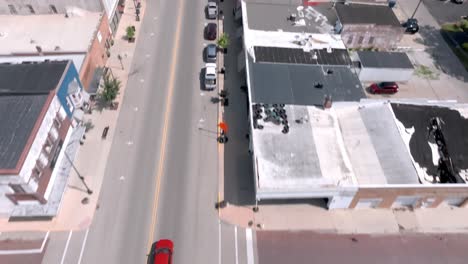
[205,23,217,40]
[453,0,464,4]
[148,239,173,264]
[206,2,218,19]
[369,82,399,94]
[206,44,217,63]
[403,18,419,34]
[205,63,217,90]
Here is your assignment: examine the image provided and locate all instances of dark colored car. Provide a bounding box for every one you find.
[205,23,217,40]
[148,239,173,264]
[370,82,399,94]
[206,44,217,63]
[403,18,419,34]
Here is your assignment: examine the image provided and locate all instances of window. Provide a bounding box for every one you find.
[358,36,364,45]
[368,36,375,45]
[10,184,25,194]
[26,4,35,14]
[346,36,353,45]
[49,4,58,14]
[32,167,42,182]
[8,4,17,14]
[53,117,62,129]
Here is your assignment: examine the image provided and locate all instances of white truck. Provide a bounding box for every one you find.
[204,63,217,90]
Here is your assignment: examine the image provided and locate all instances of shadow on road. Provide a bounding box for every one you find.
[414,25,468,81]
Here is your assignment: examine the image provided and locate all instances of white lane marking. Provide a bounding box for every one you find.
[60,231,73,264]
[246,228,254,264]
[218,219,222,264]
[77,228,90,264]
[234,226,239,264]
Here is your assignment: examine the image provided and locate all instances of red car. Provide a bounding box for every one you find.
[205,23,217,40]
[369,82,399,94]
[148,239,173,264]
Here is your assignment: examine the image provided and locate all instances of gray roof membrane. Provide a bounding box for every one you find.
[0,95,49,169]
[359,103,420,184]
[250,61,365,106]
[358,51,414,69]
[0,61,67,95]
[335,3,401,27]
[245,0,338,34]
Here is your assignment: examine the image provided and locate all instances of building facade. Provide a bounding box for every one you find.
[0,61,87,217]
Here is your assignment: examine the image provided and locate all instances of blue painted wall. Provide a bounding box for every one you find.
[56,61,83,118]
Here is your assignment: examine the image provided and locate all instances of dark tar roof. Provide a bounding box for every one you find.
[335,3,401,27]
[391,103,468,182]
[0,61,68,170]
[255,46,352,66]
[245,1,338,33]
[358,51,414,69]
[0,61,68,95]
[250,60,365,106]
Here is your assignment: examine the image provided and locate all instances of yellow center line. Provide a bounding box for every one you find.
[146,0,186,252]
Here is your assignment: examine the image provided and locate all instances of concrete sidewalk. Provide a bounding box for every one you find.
[220,203,468,234]
[0,0,146,232]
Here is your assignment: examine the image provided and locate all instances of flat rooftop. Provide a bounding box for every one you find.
[357,51,414,69]
[335,3,401,27]
[0,61,68,170]
[0,11,101,55]
[252,101,468,199]
[249,60,365,106]
[244,0,337,34]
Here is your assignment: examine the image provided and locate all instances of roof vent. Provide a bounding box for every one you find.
[311,51,317,60]
[326,69,333,75]
[35,45,43,55]
[314,82,323,89]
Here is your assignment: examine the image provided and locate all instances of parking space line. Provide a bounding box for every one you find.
[60,231,73,264]
[77,228,90,264]
[235,226,239,264]
[246,228,254,264]
[218,219,222,264]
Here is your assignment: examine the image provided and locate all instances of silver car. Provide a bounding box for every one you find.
[207,2,218,19]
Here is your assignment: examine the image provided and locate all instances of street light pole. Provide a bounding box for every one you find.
[410,0,423,19]
[65,152,93,195]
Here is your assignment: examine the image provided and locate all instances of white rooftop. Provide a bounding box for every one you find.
[252,100,468,200]
[0,10,101,55]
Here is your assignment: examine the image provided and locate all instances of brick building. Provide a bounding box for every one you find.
[0,10,112,95]
[334,3,404,50]
[0,61,87,219]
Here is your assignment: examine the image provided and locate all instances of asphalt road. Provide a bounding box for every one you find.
[257,231,468,264]
[42,0,254,263]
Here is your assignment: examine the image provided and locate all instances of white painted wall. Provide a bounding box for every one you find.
[0,55,86,72]
[18,97,62,190]
[44,126,73,200]
[359,68,413,82]
[328,195,354,209]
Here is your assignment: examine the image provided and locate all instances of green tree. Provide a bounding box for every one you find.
[126,26,135,40]
[100,75,121,106]
[217,33,230,49]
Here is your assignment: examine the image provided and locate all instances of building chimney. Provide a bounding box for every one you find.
[323,95,332,109]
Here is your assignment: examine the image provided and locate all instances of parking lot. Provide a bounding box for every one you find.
[422,0,468,25]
